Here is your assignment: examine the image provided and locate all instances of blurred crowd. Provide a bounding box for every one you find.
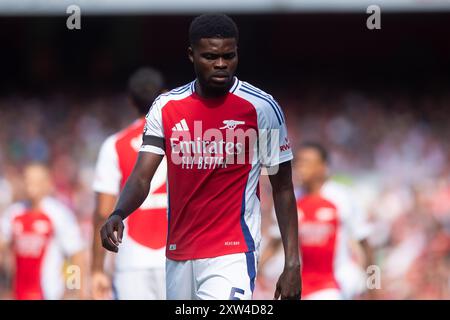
[0,86,449,299]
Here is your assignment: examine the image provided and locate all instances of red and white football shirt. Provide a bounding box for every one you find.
[297,180,372,297]
[0,197,84,300]
[93,118,168,271]
[141,78,293,260]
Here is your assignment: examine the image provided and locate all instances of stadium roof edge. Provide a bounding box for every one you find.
[1,0,450,16]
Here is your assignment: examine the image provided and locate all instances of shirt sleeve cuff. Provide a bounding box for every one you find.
[140,145,165,155]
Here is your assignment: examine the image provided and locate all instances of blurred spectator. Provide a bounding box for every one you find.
[0,163,86,299]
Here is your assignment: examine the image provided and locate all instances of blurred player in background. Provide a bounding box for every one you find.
[261,142,374,299]
[91,67,168,300]
[0,163,85,300]
[100,14,301,300]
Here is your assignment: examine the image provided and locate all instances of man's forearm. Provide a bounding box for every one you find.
[360,239,374,270]
[70,251,87,298]
[92,212,107,272]
[273,188,300,268]
[113,172,151,220]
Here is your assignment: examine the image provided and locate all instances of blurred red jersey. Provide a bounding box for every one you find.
[297,181,372,298]
[1,198,84,299]
[297,194,340,296]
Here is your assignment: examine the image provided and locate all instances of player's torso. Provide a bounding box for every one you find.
[297,192,340,294]
[11,208,54,299]
[162,89,260,260]
[114,119,168,270]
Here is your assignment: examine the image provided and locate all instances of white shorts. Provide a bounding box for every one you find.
[113,268,166,300]
[166,252,257,300]
[303,288,343,300]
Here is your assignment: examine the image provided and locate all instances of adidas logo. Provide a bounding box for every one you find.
[172,119,189,131]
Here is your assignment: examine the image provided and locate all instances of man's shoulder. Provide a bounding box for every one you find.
[153,81,196,109]
[98,118,145,154]
[322,180,351,196]
[98,132,119,156]
[40,197,75,223]
[233,80,284,124]
[321,180,355,211]
[114,118,145,142]
[2,202,27,220]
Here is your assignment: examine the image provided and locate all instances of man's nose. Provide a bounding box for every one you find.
[214,58,227,69]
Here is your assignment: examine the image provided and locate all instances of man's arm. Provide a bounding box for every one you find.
[359,238,376,299]
[91,192,116,299]
[268,161,302,300]
[0,237,10,276]
[100,152,163,252]
[92,193,116,271]
[67,249,88,299]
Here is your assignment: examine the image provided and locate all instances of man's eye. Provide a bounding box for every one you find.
[223,53,236,59]
[203,54,217,60]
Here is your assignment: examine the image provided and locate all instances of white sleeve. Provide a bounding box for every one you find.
[45,199,84,257]
[257,99,293,168]
[140,96,165,155]
[0,204,23,243]
[345,192,372,241]
[92,135,122,195]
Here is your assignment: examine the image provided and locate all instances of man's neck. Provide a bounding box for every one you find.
[305,178,326,195]
[29,197,44,211]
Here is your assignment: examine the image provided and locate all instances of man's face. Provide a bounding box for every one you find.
[294,148,327,188]
[189,38,238,92]
[24,165,52,203]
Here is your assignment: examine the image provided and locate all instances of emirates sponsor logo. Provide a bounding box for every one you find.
[168,119,284,173]
[316,208,336,222]
[15,233,47,257]
[169,120,254,170]
[299,222,334,246]
[33,220,51,234]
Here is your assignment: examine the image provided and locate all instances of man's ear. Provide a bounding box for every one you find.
[188,46,194,63]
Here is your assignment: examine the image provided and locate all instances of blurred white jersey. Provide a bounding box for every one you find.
[0,197,84,299]
[93,118,168,271]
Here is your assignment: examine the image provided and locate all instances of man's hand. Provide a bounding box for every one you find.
[100,215,124,252]
[269,161,302,300]
[91,271,112,300]
[274,265,302,300]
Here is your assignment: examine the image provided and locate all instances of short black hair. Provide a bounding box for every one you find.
[189,14,239,45]
[128,67,164,115]
[299,142,329,164]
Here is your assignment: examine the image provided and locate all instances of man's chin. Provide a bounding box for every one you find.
[208,78,233,90]
[209,80,229,87]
